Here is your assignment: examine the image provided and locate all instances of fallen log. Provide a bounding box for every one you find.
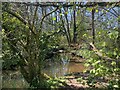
[89,42,119,63]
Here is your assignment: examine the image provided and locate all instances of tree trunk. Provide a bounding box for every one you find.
[92,8,95,44]
[60,9,70,45]
[64,8,71,43]
[117,7,120,49]
[73,7,77,43]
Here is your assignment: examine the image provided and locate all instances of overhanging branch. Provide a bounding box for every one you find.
[22,2,120,8]
[3,9,27,25]
[3,9,36,35]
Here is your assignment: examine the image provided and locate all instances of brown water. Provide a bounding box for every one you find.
[42,53,85,77]
[43,61,85,77]
[2,53,85,88]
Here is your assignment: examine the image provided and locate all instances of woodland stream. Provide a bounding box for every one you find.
[2,53,85,88]
[43,53,85,77]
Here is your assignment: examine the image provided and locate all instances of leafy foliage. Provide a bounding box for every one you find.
[2,2,120,89]
[80,28,120,88]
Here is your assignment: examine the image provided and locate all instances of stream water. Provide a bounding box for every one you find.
[2,53,85,88]
[42,53,85,77]
[43,54,85,77]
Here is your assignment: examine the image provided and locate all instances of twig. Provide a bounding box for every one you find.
[103,8,118,17]
[22,2,119,8]
[32,5,39,30]
[40,7,59,29]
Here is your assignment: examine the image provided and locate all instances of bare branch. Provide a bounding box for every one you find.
[32,5,38,30]
[40,7,59,30]
[112,8,119,17]
[22,2,120,8]
[103,8,118,17]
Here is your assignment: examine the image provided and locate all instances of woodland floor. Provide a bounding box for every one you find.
[60,75,108,90]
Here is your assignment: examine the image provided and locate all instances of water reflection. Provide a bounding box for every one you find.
[2,53,85,88]
[43,53,85,77]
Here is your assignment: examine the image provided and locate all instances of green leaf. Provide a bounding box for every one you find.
[111,61,116,66]
[95,72,98,75]
[114,68,119,72]
[84,63,90,67]
[90,69,95,74]
[98,31,101,35]
[102,42,106,47]
[95,9,99,13]
[108,31,119,39]
[117,16,120,21]
[52,17,56,21]
[113,85,119,88]
[87,8,92,12]
[60,13,63,16]
[113,51,117,56]
[65,12,68,14]
[83,33,87,37]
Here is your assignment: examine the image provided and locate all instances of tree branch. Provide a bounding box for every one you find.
[3,9,27,25]
[40,7,59,29]
[112,8,119,17]
[3,9,36,35]
[103,8,118,17]
[47,29,62,39]
[32,5,38,30]
[89,42,118,63]
[22,2,120,8]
